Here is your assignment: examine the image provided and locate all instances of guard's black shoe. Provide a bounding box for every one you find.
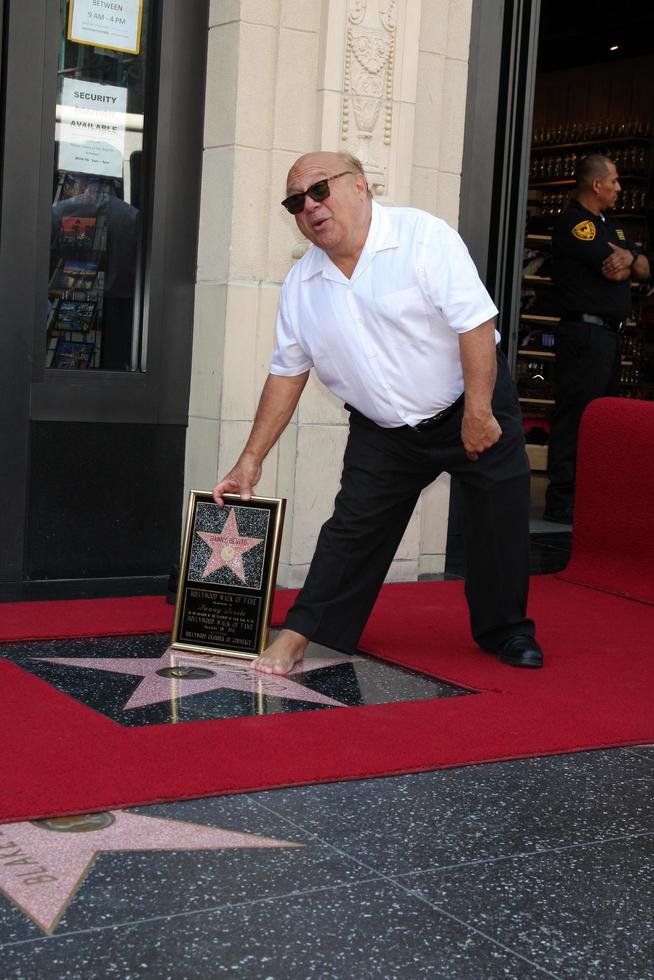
[542,508,573,525]
[497,634,543,668]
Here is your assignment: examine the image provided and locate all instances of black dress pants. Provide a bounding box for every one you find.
[284,348,534,655]
[545,319,620,515]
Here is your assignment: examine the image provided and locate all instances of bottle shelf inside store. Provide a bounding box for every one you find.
[529,178,575,188]
[531,135,654,152]
[523,275,643,289]
[518,349,556,358]
[530,175,647,188]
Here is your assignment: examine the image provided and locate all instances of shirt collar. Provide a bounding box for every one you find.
[570,198,605,222]
[366,200,400,254]
[299,200,399,282]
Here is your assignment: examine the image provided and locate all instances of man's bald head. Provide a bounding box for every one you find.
[286,151,369,193]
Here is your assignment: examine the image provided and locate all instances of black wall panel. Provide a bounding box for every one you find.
[27,421,185,580]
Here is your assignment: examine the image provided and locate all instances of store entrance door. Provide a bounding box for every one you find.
[0,0,208,599]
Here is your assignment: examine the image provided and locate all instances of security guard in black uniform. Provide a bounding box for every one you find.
[544,154,650,523]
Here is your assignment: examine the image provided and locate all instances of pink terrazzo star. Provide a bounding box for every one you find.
[196,509,263,582]
[0,811,301,934]
[34,649,360,711]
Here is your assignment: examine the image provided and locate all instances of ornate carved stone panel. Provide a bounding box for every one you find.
[341,0,397,196]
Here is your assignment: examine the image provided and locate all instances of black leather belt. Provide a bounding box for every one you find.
[563,312,624,331]
[414,393,465,431]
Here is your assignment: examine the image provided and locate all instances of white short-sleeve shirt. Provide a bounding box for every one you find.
[270,201,499,428]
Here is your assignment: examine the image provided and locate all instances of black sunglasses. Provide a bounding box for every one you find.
[281,171,354,214]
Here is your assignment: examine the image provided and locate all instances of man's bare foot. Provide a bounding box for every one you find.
[251,629,308,675]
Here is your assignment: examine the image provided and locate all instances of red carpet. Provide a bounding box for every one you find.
[1,398,653,823]
[0,594,173,642]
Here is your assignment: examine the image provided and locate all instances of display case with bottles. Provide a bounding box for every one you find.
[518,118,654,472]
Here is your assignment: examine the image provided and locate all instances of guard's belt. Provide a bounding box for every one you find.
[562,312,624,331]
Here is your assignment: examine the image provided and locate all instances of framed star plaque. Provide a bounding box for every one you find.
[171,492,286,660]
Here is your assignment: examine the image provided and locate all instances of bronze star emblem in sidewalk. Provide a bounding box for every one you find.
[0,811,301,934]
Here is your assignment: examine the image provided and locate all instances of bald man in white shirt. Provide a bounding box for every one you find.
[213,151,543,674]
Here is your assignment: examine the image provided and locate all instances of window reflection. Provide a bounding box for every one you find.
[47,0,151,371]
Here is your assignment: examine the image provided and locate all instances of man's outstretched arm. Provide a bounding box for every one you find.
[213,371,309,505]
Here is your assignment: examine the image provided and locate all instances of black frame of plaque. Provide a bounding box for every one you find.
[171,491,286,660]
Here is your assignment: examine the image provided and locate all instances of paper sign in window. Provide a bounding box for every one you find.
[57,78,127,179]
[67,0,143,55]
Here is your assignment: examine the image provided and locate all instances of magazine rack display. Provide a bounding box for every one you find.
[46,176,109,370]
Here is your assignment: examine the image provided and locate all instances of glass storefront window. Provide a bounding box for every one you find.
[46,0,153,371]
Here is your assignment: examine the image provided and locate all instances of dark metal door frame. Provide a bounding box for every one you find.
[460,0,541,360]
[446,0,541,575]
[0,0,52,584]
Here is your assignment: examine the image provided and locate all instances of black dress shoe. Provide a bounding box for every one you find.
[496,635,543,668]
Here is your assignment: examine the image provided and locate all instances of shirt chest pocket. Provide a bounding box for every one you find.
[370,285,434,348]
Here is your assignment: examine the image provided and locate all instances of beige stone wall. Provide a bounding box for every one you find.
[187,0,474,587]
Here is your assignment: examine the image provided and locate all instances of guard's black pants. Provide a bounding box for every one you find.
[546,320,620,514]
[284,348,535,655]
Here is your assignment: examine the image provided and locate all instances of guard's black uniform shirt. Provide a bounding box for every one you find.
[552,199,636,320]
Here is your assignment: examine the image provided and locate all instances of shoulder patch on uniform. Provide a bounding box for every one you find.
[572,220,596,241]
[616,228,626,240]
